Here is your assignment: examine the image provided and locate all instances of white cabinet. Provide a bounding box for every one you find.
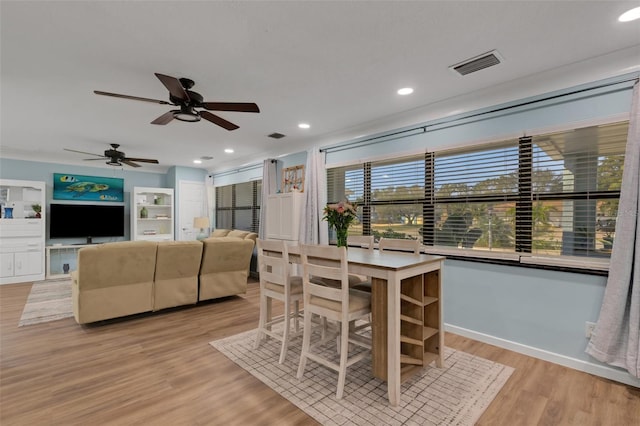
[0,239,44,281]
[266,192,304,241]
[0,179,45,284]
[131,187,174,241]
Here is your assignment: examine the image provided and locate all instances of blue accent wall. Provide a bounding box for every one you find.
[444,260,605,359]
[326,81,634,166]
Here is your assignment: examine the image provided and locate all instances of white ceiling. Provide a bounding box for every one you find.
[1,1,639,175]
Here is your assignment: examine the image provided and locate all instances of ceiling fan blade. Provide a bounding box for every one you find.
[155,73,190,102]
[201,102,260,113]
[121,159,141,168]
[64,148,105,157]
[151,111,175,125]
[94,90,171,105]
[200,111,239,131]
[125,157,159,164]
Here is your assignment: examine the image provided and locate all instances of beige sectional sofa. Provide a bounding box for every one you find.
[72,230,256,324]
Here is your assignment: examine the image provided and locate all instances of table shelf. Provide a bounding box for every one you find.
[398,270,442,376]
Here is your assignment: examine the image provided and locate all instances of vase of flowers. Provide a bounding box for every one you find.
[323,201,357,248]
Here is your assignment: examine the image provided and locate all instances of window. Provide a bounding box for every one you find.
[530,122,626,259]
[432,141,519,251]
[326,121,628,270]
[215,180,261,232]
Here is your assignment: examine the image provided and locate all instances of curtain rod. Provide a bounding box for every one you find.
[321,76,639,154]
[212,162,263,178]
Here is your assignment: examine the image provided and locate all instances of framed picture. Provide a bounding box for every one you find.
[282,165,305,193]
[53,173,124,202]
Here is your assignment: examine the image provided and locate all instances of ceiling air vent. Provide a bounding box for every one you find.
[450,50,502,76]
[268,132,286,139]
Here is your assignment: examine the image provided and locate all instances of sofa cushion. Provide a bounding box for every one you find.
[76,241,157,290]
[210,229,231,237]
[227,230,250,239]
[244,232,258,243]
[73,241,157,324]
[153,241,203,310]
[199,238,255,301]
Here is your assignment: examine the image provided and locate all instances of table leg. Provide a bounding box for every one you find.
[387,272,401,406]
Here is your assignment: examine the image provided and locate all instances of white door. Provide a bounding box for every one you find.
[178,180,206,241]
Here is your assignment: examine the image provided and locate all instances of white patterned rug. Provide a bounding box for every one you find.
[19,278,73,326]
[210,327,514,426]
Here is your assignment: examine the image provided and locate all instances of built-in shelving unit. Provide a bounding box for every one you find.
[0,179,46,284]
[131,187,174,241]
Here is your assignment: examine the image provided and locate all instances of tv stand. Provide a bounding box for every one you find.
[46,244,91,279]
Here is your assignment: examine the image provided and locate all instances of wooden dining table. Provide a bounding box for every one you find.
[288,244,445,406]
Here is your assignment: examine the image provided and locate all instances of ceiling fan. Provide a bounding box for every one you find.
[64,144,159,168]
[94,73,260,131]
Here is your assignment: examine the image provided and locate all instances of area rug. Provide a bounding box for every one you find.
[18,278,73,326]
[210,327,514,426]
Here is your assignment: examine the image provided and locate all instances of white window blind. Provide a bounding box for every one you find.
[433,141,519,250]
[530,121,627,259]
[215,181,261,233]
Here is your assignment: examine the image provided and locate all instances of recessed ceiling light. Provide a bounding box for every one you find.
[619,6,640,22]
[397,87,414,95]
[224,148,234,154]
[193,159,202,164]
[298,123,310,129]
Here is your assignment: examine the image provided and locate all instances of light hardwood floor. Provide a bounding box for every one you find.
[1,279,638,425]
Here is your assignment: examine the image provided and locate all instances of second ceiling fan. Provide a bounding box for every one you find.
[94,73,260,131]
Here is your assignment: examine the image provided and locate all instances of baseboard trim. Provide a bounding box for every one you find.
[445,324,640,388]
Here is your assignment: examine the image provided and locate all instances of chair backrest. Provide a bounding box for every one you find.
[300,244,350,312]
[347,235,374,251]
[378,237,420,254]
[256,239,291,289]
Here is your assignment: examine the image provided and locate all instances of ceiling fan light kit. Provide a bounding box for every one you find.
[94,73,259,131]
[173,107,201,123]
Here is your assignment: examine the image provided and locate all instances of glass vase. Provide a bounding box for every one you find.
[336,226,348,248]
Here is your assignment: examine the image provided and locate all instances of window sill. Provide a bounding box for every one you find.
[420,246,610,276]
[519,254,609,272]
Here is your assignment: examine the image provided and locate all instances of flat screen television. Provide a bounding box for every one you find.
[50,203,125,243]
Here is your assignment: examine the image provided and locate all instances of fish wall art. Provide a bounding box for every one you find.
[53,173,124,202]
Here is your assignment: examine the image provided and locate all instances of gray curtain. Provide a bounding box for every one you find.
[586,80,640,378]
[299,148,328,245]
[259,159,279,240]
